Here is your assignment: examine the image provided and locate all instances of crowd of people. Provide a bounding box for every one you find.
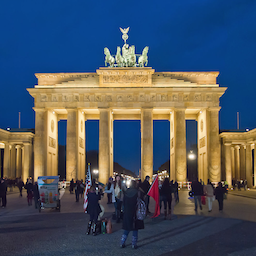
[191,178,227,212]
[86,174,181,249]
[0,177,40,209]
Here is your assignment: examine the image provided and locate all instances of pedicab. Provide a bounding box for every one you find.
[37,176,60,212]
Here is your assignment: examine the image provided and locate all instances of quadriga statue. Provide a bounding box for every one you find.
[138,46,149,67]
[115,47,124,67]
[104,48,115,67]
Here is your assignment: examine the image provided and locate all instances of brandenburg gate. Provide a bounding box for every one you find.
[27,28,226,184]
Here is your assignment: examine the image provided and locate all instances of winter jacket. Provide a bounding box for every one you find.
[104,183,127,203]
[122,188,144,231]
[87,192,102,216]
[204,184,214,197]
[191,181,203,196]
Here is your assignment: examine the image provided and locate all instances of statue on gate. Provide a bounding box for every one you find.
[103,27,149,68]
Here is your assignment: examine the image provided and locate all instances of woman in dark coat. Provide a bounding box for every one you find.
[214,182,226,211]
[86,186,102,236]
[120,180,144,249]
[160,178,171,219]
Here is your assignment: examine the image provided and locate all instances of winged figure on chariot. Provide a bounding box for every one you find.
[104,27,149,68]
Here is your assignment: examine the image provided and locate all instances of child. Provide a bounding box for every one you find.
[86,186,102,235]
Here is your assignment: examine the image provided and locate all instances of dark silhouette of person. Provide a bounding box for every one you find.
[0,178,7,208]
[214,182,227,211]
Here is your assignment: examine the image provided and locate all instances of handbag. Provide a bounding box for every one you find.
[201,195,206,205]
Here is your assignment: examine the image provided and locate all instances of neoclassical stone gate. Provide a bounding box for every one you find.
[27,67,226,184]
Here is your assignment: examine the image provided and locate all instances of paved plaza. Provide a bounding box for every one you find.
[0,189,256,256]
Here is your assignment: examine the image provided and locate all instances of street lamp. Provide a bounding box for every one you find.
[188,150,196,160]
[93,169,99,182]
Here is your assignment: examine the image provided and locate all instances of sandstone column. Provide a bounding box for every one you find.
[224,143,232,186]
[10,144,16,178]
[207,108,221,182]
[234,145,240,180]
[16,145,22,178]
[240,145,246,180]
[245,143,252,188]
[99,109,111,185]
[66,109,78,181]
[34,108,46,179]
[174,109,186,182]
[3,143,10,177]
[231,146,235,180]
[23,143,32,182]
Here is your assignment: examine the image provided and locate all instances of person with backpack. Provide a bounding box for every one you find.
[120,180,144,249]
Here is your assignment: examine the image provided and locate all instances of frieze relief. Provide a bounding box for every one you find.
[206,94,212,101]
[106,95,112,102]
[161,94,167,101]
[38,92,218,104]
[199,137,206,148]
[49,137,56,148]
[84,94,90,102]
[102,75,148,84]
[73,94,79,102]
[79,137,84,149]
[41,94,48,102]
[194,94,201,102]
[183,94,189,101]
[62,95,69,102]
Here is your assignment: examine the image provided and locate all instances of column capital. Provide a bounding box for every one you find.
[224,143,232,146]
[208,107,221,112]
[66,108,77,112]
[234,145,240,149]
[16,145,22,149]
[33,107,46,112]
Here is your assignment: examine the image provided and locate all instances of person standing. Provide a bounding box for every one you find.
[120,180,144,249]
[69,179,74,194]
[105,175,126,223]
[0,178,7,208]
[159,178,171,219]
[25,179,33,206]
[141,176,151,214]
[174,181,179,203]
[75,180,80,202]
[17,177,24,197]
[86,186,102,236]
[214,182,226,211]
[191,178,203,212]
[33,182,40,209]
[204,180,214,212]
[106,177,113,204]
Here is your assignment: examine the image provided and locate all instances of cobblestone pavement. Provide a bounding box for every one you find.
[0,189,256,256]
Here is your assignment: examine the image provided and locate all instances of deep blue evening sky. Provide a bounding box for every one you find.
[0,1,256,173]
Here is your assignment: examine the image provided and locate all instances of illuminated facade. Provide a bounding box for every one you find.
[0,128,34,182]
[27,67,226,184]
[220,129,256,187]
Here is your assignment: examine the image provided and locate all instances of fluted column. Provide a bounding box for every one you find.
[234,145,240,180]
[231,146,235,180]
[207,108,221,182]
[3,143,10,177]
[99,109,111,185]
[16,145,22,178]
[175,109,186,182]
[246,143,252,188]
[240,145,246,180]
[10,144,16,178]
[141,109,153,181]
[23,143,32,182]
[224,143,232,186]
[66,109,78,181]
[34,108,46,179]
